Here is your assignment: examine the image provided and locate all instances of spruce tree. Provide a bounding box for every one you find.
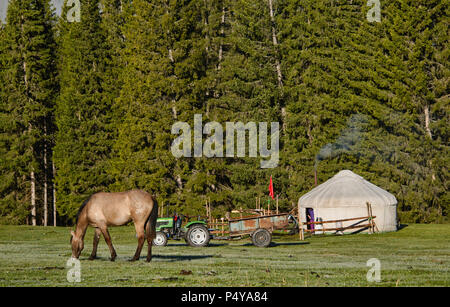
[1,0,447,225]
[378,0,449,222]
[0,0,57,225]
[108,0,175,213]
[277,0,448,222]
[54,0,113,223]
[200,0,285,214]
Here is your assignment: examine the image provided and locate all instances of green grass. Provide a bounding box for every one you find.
[0,224,448,287]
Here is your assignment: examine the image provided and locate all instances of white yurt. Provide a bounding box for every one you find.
[298,170,398,233]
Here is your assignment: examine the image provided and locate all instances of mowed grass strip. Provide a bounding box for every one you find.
[0,224,448,287]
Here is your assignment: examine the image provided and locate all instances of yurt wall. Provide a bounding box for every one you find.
[298,170,398,233]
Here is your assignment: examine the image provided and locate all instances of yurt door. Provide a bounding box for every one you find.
[306,208,315,230]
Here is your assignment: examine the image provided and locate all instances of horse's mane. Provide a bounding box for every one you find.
[75,194,93,225]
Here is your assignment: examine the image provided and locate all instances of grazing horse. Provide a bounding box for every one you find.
[70,190,158,262]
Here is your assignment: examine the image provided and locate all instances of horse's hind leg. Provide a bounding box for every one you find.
[100,226,117,261]
[89,228,101,260]
[131,222,145,261]
[145,218,154,262]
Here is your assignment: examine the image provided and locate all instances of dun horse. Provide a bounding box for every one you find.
[70,190,158,262]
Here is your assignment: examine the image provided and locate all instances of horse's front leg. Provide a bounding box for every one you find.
[100,226,117,261]
[88,228,101,260]
[131,222,145,261]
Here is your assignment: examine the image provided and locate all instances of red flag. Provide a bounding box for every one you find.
[269,176,274,200]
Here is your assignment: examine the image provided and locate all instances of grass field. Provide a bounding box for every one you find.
[0,224,448,287]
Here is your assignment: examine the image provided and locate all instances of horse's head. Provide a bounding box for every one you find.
[70,230,84,259]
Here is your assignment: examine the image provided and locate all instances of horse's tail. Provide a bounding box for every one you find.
[145,196,158,239]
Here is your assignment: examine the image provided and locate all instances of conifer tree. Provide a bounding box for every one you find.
[109,0,176,211]
[378,0,449,222]
[54,0,113,223]
[0,0,447,225]
[277,0,448,222]
[200,0,285,213]
[0,0,57,225]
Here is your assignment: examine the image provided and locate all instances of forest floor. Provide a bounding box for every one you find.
[0,224,448,287]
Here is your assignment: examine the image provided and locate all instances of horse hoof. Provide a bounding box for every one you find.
[88,256,96,261]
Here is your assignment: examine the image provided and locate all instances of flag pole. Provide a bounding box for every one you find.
[268,175,271,215]
[276,194,278,214]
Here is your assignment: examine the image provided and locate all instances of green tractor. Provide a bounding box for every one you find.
[153,213,211,247]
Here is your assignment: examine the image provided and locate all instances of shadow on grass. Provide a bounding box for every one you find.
[152,254,214,262]
[241,241,310,247]
[81,254,214,262]
[270,241,310,247]
[165,242,228,247]
[398,224,409,231]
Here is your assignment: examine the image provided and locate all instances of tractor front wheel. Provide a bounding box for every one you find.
[153,231,168,246]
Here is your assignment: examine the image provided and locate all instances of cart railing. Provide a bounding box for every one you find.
[208,213,295,237]
[302,215,376,233]
[297,202,378,240]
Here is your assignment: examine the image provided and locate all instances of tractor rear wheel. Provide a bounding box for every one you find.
[153,231,168,246]
[186,224,210,247]
[251,228,271,247]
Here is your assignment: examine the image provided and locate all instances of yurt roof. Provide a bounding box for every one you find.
[299,170,397,208]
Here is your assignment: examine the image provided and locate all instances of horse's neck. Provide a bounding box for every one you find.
[75,216,88,238]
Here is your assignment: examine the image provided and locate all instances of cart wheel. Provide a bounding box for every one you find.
[153,231,168,246]
[186,224,210,247]
[251,228,271,247]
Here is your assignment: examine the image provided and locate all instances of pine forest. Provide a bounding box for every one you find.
[0,0,448,226]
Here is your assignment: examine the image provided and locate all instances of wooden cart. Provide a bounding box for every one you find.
[213,213,296,247]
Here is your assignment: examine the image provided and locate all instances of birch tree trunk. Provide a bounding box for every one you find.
[218,5,225,70]
[43,124,48,226]
[423,105,436,181]
[424,105,432,139]
[203,0,210,114]
[43,156,48,225]
[267,0,286,131]
[169,47,177,120]
[53,161,57,226]
[23,35,37,225]
[165,1,177,119]
[268,0,283,87]
[165,1,182,191]
[31,170,36,226]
